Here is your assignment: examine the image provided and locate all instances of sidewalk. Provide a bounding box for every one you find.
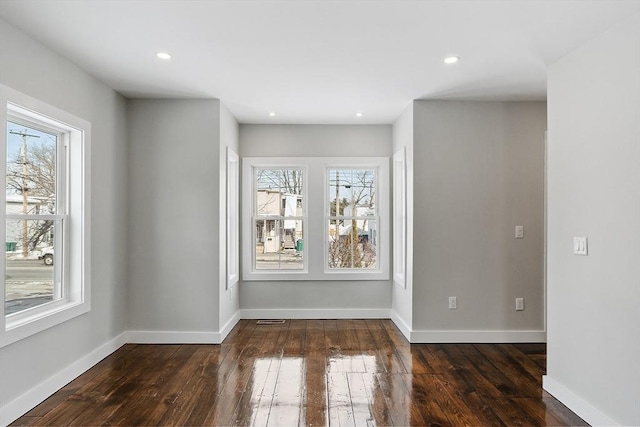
[5,254,54,309]
[256,250,303,263]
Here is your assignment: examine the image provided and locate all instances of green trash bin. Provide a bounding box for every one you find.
[296,239,303,252]
[5,242,16,252]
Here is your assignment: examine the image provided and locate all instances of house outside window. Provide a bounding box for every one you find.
[254,169,305,270]
[243,157,388,282]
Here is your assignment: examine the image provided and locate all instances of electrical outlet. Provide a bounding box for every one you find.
[515,298,524,311]
[573,237,588,255]
[449,296,457,310]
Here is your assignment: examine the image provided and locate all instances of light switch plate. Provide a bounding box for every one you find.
[515,226,524,239]
[573,237,588,255]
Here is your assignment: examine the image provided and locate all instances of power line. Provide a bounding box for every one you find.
[9,129,40,258]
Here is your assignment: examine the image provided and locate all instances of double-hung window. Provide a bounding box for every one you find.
[1,85,90,347]
[243,157,388,281]
[327,168,378,270]
[253,168,305,271]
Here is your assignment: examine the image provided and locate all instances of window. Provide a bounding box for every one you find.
[1,85,90,347]
[253,168,305,271]
[5,121,63,314]
[243,157,388,281]
[327,169,378,270]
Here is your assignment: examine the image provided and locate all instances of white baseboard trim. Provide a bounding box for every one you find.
[543,375,618,426]
[390,310,412,341]
[0,331,128,427]
[240,308,391,319]
[1,320,547,426]
[126,330,223,344]
[219,310,241,342]
[410,329,546,343]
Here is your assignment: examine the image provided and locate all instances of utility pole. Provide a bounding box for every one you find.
[335,170,340,227]
[9,129,40,258]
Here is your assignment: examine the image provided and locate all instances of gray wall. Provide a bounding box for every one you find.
[546,14,640,426]
[391,104,414,332]
[0,20,129,406]
[219,103,240,329]
[239,125,393,313]
[412,101,546,332]
[127,99,221,332]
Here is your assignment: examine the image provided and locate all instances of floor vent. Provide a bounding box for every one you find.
[256,319,286,325]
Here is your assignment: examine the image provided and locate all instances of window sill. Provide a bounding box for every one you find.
[1,299,90,348]
[243,270,390,282]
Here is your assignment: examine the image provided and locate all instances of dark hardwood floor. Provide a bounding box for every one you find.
[11,319,587,426]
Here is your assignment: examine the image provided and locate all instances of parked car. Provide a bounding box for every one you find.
[39,246,54,265]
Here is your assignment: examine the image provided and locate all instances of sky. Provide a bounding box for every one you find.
[6,121,56,164]
[5,121,57,198]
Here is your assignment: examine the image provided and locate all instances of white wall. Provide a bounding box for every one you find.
[127,99,221,335]
[545,14,640,426]
[239,125,393,316]
[219,102,240,333]
[391,104,414,336]
[412,101,546,340]
[0,19,128,419]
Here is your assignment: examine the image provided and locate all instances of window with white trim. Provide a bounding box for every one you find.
[253,168,305,271]
[243,157,388,281]
[1,85,90,347]
[327,168,378,270]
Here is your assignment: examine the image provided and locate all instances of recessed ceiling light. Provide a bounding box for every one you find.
[356,112,364,117]
[268,112,277,117]
[444,56,460,64]
[156,52,172,60]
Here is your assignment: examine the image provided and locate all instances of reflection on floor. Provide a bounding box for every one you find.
[11,319,588,426]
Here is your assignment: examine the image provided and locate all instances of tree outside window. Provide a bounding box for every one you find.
[254,168,304,270]
[327,169,377,269]
[5,121,59,315]
[242,157,388,282]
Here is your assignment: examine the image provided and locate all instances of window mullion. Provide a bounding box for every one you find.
[5,214,66,220]
[243,157,387,281]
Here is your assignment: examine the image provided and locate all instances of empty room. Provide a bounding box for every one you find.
[1,1,639,426]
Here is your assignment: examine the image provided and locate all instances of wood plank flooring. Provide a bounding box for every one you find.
[11,319,588,426]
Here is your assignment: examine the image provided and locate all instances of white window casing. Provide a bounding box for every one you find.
[242,157,389,282]
[1,85,91,347]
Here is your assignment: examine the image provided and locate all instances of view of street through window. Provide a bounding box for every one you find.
[5,259,53,314]
[5,120,58,315]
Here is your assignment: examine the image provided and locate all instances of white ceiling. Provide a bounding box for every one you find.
[1,0,638,124]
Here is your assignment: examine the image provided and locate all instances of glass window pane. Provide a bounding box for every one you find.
[256,188,282,216]
[280,169,303,195]
[253,167,304,272]
[255,219,303,270]
[255,169,303,216]
[327,219,377,269]
[328,169,376,216]
[327,219,342,268]
[6,121,58,215]
[327,167,377,270]
[5,219,60,315]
